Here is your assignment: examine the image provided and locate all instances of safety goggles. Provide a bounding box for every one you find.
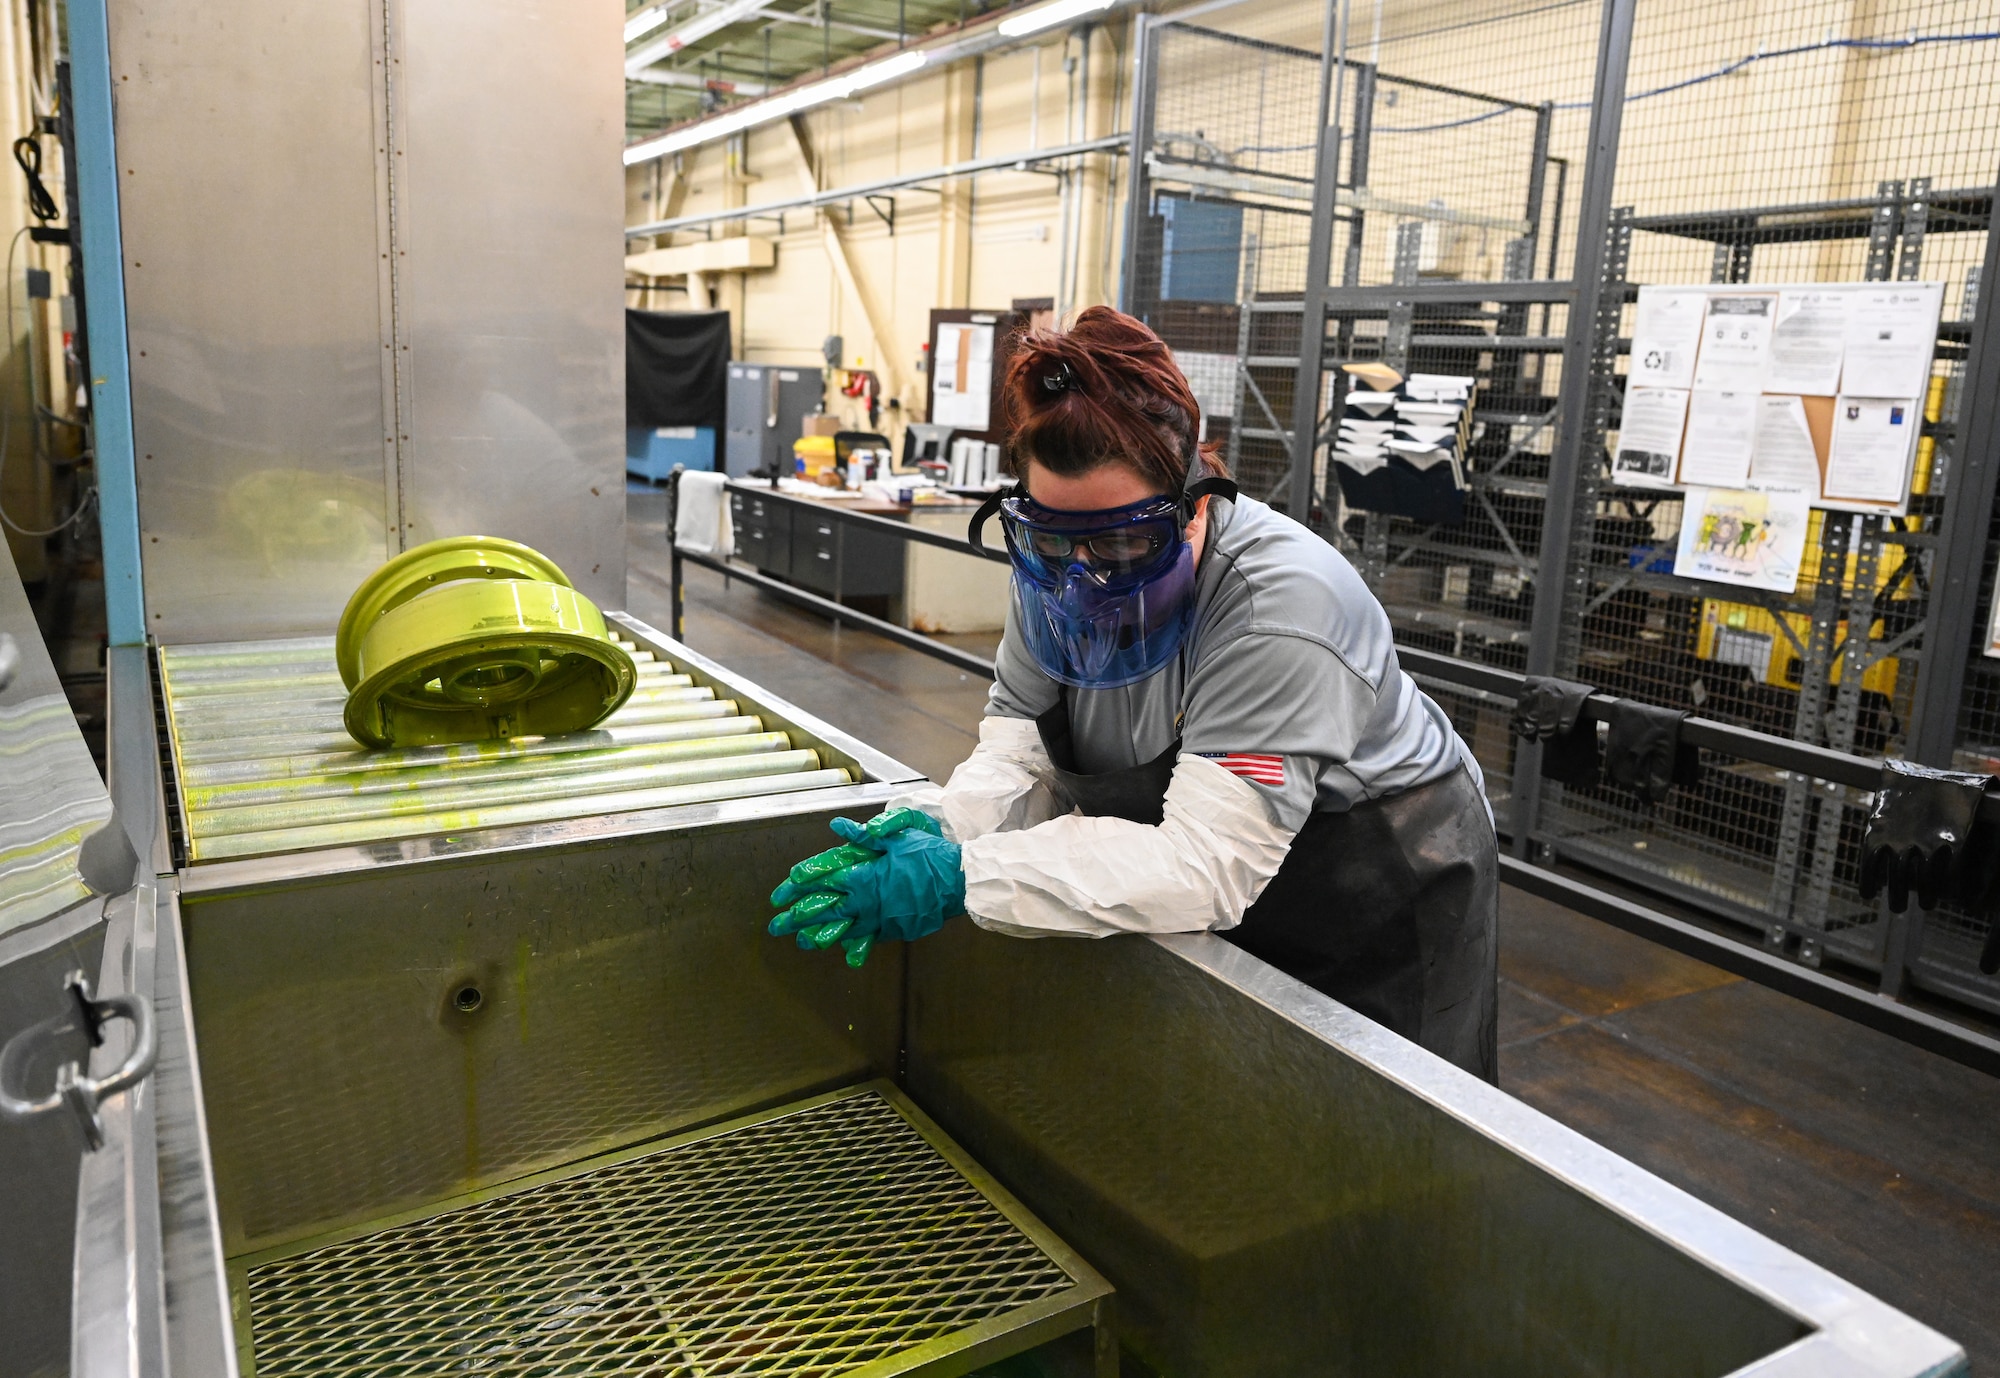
[997,494,1186,588]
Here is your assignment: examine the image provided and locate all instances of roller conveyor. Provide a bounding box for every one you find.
[158,633,855,862]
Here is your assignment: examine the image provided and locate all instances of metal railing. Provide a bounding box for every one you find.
[662,469,2000,1074]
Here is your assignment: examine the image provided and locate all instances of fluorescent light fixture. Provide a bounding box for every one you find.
[847,49,926,90]
[996,0,1114,38]
[624,5,670,43]
[627,0,768,73]
[622,49,926,165]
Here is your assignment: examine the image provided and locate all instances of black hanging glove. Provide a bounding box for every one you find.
[1511,676,1592,742]
[1603,701,1700,804]
[1858,761,1993,914]
[1513,676,1601,788]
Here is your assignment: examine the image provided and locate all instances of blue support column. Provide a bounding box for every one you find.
[66,0,145,644]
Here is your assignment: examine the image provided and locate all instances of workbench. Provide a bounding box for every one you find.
[726,480,1011,633]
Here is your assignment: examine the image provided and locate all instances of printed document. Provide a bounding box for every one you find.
[1748,394,1823,497]
[1629,288,1707,389]
[1766,288,1849,395]
[1693,294,1777,391]
[1610,385,1688,488]
[1839,283,1943,401]
[1824,396,1919,506]
[1679,390,1758,487]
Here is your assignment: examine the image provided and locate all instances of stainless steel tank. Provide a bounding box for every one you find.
[1,603,1957,1377]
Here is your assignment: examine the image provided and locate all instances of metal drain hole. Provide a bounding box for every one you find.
[452,984,483,1013]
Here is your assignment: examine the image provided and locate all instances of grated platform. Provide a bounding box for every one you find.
[235,1086,1109,1377]
[157,634,853,862]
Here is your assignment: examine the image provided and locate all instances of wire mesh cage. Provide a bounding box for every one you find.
[1538,0,2000,985]
[1125,0,2000,1019]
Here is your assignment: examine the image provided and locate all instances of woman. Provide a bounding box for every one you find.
[769,307,1498,1081]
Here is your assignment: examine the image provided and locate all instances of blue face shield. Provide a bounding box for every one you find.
[997,493,1199,689]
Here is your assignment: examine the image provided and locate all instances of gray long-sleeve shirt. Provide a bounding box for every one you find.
[987,493,1468,834]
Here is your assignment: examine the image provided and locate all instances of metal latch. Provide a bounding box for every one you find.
[0,970,156,1150]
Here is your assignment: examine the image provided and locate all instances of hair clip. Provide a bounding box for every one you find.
[1040,360,1078,395]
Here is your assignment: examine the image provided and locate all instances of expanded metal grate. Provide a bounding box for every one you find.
[240,1088,1102,1377]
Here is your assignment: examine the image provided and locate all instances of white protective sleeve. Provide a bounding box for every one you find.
[881,714,1067,844]
[959,752,1297,938]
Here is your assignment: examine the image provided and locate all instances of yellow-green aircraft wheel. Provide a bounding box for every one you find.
[336,536,636,749]
[335,535,575,690]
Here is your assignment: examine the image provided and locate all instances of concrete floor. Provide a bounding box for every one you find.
[626,492,2000,1371]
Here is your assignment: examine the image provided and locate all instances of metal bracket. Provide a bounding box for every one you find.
[863,193,895,234]
[0,970,156,1151]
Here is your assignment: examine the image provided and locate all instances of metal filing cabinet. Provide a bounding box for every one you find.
[729,488,792,578]
[729,487,903,601]
[789,507,902,599]
[724,364,822,478]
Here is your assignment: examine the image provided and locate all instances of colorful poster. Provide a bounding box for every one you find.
[1673,487,1811,594]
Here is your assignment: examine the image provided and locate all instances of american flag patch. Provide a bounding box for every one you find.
[1199,752,1286,786]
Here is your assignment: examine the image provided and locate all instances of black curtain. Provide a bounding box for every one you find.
[626,308,730,439]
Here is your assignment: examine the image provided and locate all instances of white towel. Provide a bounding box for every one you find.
[1335,451,1390,475]
[675,471,734,557]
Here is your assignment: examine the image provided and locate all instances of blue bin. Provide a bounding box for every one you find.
[627,426,716,481]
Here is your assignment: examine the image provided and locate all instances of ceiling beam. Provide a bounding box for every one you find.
[627,0,770,75]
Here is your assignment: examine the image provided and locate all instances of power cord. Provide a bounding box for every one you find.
[0,224,95,538]
[12,134,58,223]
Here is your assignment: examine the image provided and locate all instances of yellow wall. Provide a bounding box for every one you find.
[628,0,2000,440]
[626,17,1133,440]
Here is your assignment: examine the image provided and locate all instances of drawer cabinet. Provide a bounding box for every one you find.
[727,490,902,601]
[729,491,792,578]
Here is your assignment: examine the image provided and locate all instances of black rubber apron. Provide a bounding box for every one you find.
[1035,695,1499,1083]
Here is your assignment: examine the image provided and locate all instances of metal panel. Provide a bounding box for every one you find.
[905,923,1964,1378]
[1,541,115,937]
[180,809,907,1258]
[67,0,147,646]
[0,910,105,1378]
[110,0,393,643]
[70,883,170,1378]
[396,0,626,611]
[110,0,625,641]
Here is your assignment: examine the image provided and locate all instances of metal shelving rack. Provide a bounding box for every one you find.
[1532,180,1997,1014]
[1116,0,2000,1033]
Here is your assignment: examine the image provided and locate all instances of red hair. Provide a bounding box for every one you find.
[1002,306,1227,492]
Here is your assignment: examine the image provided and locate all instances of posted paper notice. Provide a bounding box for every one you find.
[931,323,994,430]
[1749,394,1823,497]
[1629,288,1708,389]
[1766,288,1850,395]
[1839,283,1943,401]
[1680,390,1758,487]
[1692,294,1777,391]
[1611,385,1689,488]
[1824,396,1919,506]
[1674,487,1810,594]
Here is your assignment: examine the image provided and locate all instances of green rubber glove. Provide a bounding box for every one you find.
[769,841,877,910]
[767,810,956,967]
[769,808,946,912]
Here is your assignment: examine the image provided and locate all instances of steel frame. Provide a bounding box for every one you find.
[1110,0,2000,1033]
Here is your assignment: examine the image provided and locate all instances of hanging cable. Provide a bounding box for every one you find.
[0,225,94,538]
[12,134,58,223]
